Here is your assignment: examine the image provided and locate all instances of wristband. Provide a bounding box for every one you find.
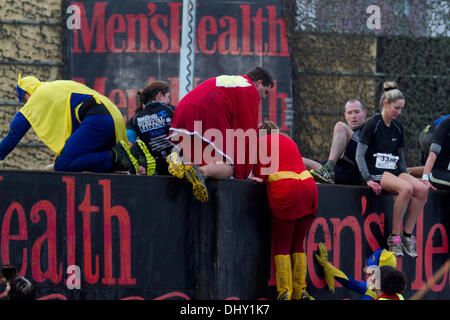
[422,174,429,181]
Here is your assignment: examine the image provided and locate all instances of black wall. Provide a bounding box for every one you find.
[0,170,448,300]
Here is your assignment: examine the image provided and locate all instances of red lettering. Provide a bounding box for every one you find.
[125,14,149,53]
[109,89,127,109]
[218,16,240,55]
[411,211,425,289]
[198,16,218,55]
[1,202,28,276]
[150,14,169,53]
[30,200,63,283]
[267,80,288,130]
[267,6,289,57]
[72,2,107,53]
[307,217,332,289]
[424,223,448,292]
[240,5,252,56]
[126,89,138,120]
[62,177,76,268]
[252,8,268,56]
[330,217,362,282]
[99,179,136,285]
[168,77,180,105]
[364,212,385,252]
[71,77,107,96]
[168,2,182,53]
[106,14,127,53]
[78,184,100,284]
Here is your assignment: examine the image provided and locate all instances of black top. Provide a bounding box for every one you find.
[431,116,450,171]
[126,102,175,175]
[359,113,405,179]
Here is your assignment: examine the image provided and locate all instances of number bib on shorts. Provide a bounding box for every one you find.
[373,153,399,170]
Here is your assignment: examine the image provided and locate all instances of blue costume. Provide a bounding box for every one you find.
[315,242,397,300]
[0,75,131,173]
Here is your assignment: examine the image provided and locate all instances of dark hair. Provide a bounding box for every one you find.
[245,67,274,88]
[380,265,407,296]
[7,276,36,300]
[136,80,170,113]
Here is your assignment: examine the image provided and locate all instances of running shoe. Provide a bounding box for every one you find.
[387,235,403,257]
[184,165,209,203]
[112,141,139,174]
[310,163,335,184]
[166,152,185,179]
[130,139,156,176]
[401,234,418,258]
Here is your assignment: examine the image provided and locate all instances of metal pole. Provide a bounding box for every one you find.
[178,0,197,101]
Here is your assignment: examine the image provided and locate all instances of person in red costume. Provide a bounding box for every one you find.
[167,67,274,203]
[252,121,318,300]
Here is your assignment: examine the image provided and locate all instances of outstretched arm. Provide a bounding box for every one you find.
[0,112,31,160]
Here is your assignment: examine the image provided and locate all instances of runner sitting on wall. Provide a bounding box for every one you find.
[355,81,428,258]
[421,115,450,191]
[306,99,366,185]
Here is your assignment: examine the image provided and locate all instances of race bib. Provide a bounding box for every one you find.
[373,153,399,170]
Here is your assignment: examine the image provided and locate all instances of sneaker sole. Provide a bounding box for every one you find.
[166,152,185,179]
[120,141,139,175]
[310,170,334,184]
[184,165,208,203]
[133,140,156,176]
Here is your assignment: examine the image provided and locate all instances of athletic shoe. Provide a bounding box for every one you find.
[387,235,403,257]
[184,165,209,203]
[310,163,335,184]
[130,139,156,176]
[112,141,139,174]
[401,235,418,258]
[166,152,185,179]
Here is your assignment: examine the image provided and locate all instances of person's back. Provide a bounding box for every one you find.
[128,101,174,175]
[255,133,306,176]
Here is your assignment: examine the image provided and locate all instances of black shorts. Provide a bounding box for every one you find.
[430,170,450,191]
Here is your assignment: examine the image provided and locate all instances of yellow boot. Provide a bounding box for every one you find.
[274,255,292,300]
[292,252,315,300]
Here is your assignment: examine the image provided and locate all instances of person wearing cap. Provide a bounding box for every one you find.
[0,75,151,174]
[315,242,397,300]
[126,80,174,175]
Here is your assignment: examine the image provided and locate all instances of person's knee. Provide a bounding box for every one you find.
[414,183,428,202]
[397,183,413,199]
[333,121,348,133]
[54,156,74,172]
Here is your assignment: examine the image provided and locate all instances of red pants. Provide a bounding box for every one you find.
[272,214,315,255]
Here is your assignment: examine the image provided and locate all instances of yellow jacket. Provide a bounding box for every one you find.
[18,77,127,156]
